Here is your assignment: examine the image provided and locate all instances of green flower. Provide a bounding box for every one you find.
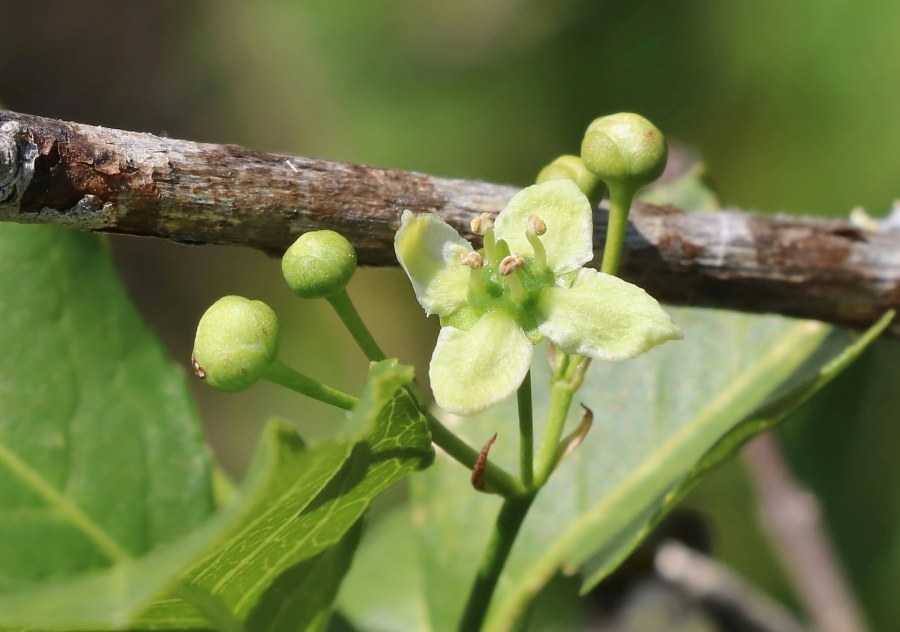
[395,179,681,415]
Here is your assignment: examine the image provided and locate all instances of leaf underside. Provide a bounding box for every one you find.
[341,307,888,632]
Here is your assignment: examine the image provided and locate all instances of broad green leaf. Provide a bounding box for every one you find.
[637,163,720,211]
[1,359,430,630]
[339,506,586,632]
[243,518,364,632]
[0,224,214,623]
[0,420,351,631]
[339,507,430,632]
[0,227,430,631]
[136,359,433,629]
[411,308,889,632]
[577,310,893,590]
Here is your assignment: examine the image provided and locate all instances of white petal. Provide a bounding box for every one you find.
[538,268,682,360]
[394,210,473,317]
[494,180,594,275]
[430,311,533,416]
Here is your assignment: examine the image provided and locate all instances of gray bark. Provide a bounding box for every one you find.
[1,109,897,333]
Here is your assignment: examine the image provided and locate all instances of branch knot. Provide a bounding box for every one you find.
[0,121,38,211]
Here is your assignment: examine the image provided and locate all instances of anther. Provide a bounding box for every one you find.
[499,254,525,276]
[459,251,484,269]
[527,215,547,236]
[470,213,496,235]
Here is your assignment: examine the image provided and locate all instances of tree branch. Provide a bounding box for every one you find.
[2,109,898,333]
[655,540,810,632]
[742,433,870,632]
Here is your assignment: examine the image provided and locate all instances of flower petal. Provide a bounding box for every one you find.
[538,268,682,360]
[430,311,533,416]
[494,180,593,275]
[394,210,473,318]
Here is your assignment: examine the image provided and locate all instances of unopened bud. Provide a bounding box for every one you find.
[282,230,357,299]
[192,296,280,392]
[581,113,667,192]
[536,155,600,196]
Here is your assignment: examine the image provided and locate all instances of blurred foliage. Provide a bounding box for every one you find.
[2,0,899,628]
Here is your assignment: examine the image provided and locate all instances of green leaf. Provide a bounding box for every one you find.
[577,310,894,590]
[339,507,430,632]
[137,359,433,629]
[637,163,721,211]
[244,518,364,632]
[1,357,430,630]
[411,308,889,632]
[339,506,587,632]
[0,225,430,630]
[0,224,214,624]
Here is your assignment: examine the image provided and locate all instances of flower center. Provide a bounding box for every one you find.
[464,214,556,331]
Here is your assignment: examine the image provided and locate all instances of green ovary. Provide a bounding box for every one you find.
[465,256,553,340]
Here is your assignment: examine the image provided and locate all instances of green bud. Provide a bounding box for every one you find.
[536,155,600,197]
[282,230,357,299]
[581,113,667,192]
[192,295,279,392]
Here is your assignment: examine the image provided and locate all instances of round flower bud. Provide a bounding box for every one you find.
[281,230,357,299]
[536,155,599,196]
[192,296,279,392]
[581,113,667,192]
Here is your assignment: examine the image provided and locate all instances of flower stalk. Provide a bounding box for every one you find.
[263,360,358,410]
[601,184,637,276]
[517,371,534,489]
[457,494,536,632]
[326,288,387,362]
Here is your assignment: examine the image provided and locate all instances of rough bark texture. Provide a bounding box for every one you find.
[1,109,898,333]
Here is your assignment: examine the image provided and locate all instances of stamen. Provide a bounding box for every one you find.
[482,228,499,264]
[459,251,484,269]
[500,256,527,302]
[499,254,525,276]
[527,215,547,236]
[525,216,548,270]
[470,212,496,235]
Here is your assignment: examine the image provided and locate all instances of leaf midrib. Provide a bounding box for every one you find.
[0,439,131,563]
[486,319,829,631]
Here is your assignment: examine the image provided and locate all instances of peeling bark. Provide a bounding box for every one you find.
[1,109,897,334]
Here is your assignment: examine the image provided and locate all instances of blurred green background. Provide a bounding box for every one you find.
[2,1,899,628]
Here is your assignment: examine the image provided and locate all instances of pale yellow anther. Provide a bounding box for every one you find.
[527,215,547,236]
[460,251,485,269]
[470,212,496,236]
[499,254,525,276]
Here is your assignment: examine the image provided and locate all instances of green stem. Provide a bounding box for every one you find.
[323,286,525,496]
[533,381,576,487]
[426,409,526,498]
[326,288,386,361]
[600,185,636,276]
[264,360,358,410]
[457,495,536,632]
[172,582,245,632]
[517,371,534,489]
